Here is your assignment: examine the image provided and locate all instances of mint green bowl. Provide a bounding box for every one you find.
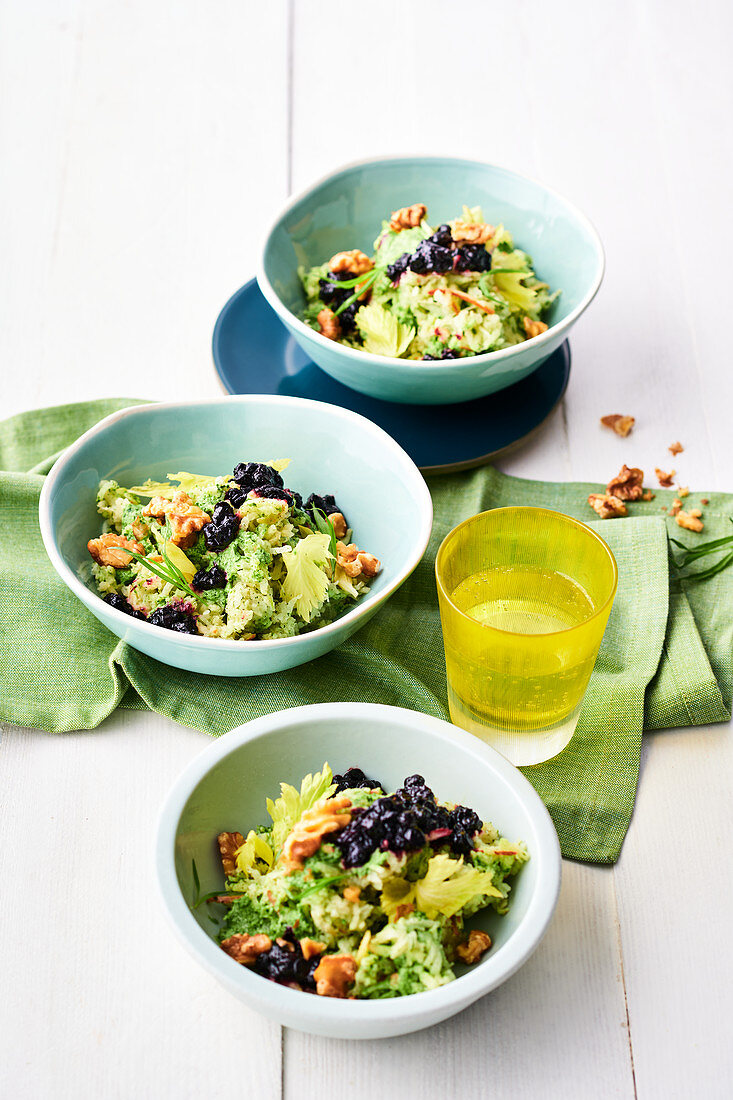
[257,156,604,405]
[38,397,432,677]
[156,703,562,1039]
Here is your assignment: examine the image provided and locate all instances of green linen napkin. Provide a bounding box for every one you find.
[2,400,730,863]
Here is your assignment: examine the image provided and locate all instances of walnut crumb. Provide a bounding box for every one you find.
[677,486,690,499]
[676,510,704,532]
[389,203,427,231]
[601,414,635,437]
[456,930,492,964]
[642,490,655,501]
[299,939,326,961]
[342,885,361,904]
[607,464,644,500]
[701,498,710,505]
[588,493,627,519]
[655,468,676,488]
[313,954,357,998]
[670,499,682,516]
[669,441,684,456]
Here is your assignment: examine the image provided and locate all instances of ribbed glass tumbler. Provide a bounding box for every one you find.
[435,507,618,765]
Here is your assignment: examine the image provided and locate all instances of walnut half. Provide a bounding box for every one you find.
[217,831,244,876]
[280,797,352,871]
[313,954,357,998]
[606,464,644,501]
[456,930,492,965]
[328,249,373,275]
[676,509,704,533]
[87,532,144,568]
[317,307,341,341]
[389,203,427,231]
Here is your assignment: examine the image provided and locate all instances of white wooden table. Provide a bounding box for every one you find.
[2,3,732,1096]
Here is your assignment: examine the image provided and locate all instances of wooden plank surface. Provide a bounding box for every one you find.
[2,1,733,1097]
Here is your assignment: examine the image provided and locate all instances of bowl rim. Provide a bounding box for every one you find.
[155,702,562,1027]
[257,153,605,371]
[38,395,433,653]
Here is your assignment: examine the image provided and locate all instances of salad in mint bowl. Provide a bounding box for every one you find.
[38,396,432,677]
[258,156,604,405]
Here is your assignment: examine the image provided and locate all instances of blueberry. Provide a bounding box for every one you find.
[103,593,146,620]
[428,224,453,247]
[408,241,452,275]
[288,489,304,510]
[339,300,363,334]
[304,493,346,527]
[250,486,293,503]
[318,270,355,309]
[332,767,384,793]
[386,252,410,282]
[231,462,284,491]
[253,927,321,991]
[192,565,227,591]
[454,244,492,272]
[148,604,198,634]
[204,501,241,552]
[449,805,483,854]
[225,485,249,508]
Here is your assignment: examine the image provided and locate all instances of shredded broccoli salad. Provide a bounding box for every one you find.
[299,204,559,361]
[86,462,380,640]
[205,764,529,999]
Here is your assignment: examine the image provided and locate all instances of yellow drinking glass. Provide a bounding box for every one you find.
[435,507,618,765]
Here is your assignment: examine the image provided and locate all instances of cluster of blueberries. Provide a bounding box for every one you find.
[386,223,492,281]
[332,768,483,867]
[105,462,346,633]
[251,926,321,991]
[317,271,363,334]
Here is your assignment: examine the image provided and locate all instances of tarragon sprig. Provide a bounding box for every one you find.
[109,521,199,599]
[310,506,338,574]
[670,518,733,586]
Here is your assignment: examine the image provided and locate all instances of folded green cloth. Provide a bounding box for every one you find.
[2,400,730,863]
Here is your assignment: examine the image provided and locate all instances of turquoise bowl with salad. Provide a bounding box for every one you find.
[156,703,562,1039]
[258,156,604,405]
[39,396,432,677]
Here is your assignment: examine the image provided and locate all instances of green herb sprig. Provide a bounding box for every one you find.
[108,521,199,599]
[311,507,339,569]
[670,518,733,586]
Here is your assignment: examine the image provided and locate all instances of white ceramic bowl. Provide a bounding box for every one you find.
[156,703,562,1039]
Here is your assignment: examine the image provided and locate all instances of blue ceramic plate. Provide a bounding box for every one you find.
[213,280,570,473]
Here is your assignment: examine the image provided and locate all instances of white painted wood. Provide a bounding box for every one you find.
[2,0,733,1097]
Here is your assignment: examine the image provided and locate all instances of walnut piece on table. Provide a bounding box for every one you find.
[220,933,272,965]
[655,468,676,488]
[87,532,144,568]
[669,441,684,456]
[676,509,704,533]
[217,830,244,876]
[456,930,492,964]
[389,203,427,231]
[600,414,635,437]
[670,498,682,516]
[606,465,644,500]
[642,489,655,501]
[313,954,357,998]
[588,493,628,519]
